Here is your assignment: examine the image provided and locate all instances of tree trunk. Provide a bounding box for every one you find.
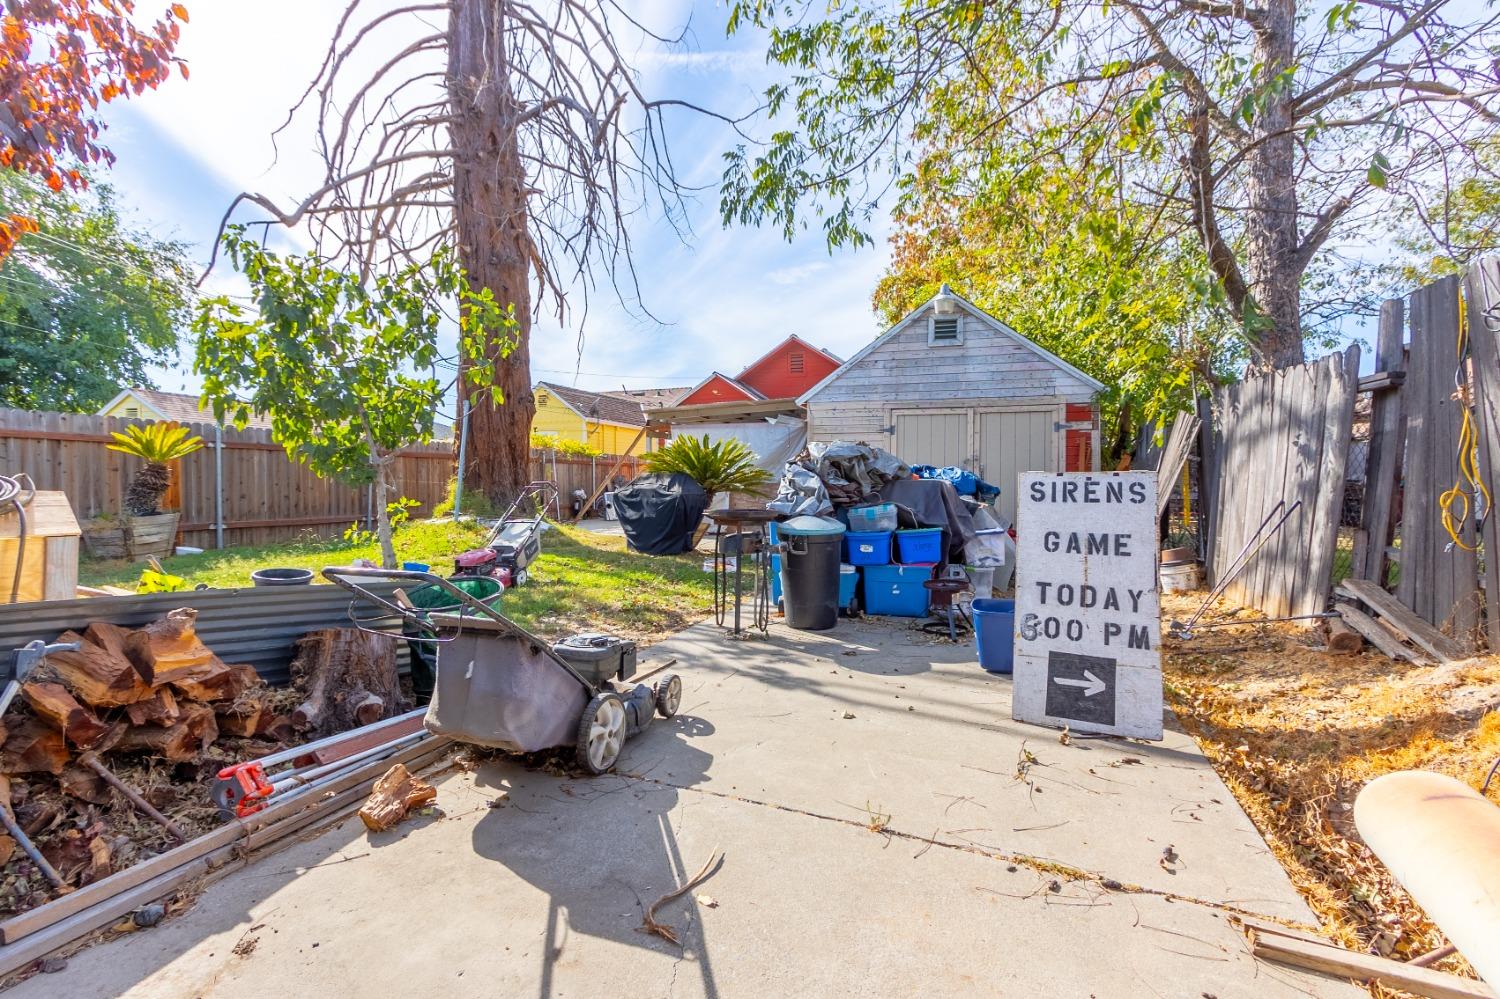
[449,0,537,507]
[362,416,399,569]
[1244,0,1305,368]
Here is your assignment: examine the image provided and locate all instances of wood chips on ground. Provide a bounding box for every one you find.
[1160,592,1500,992]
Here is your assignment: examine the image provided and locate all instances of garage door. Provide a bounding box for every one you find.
[978,408,1061,524]
[894,411,970,469]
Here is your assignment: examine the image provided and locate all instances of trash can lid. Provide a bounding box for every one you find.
[779,515,847,536]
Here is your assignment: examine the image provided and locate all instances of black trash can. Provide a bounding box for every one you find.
[779,516,846,631]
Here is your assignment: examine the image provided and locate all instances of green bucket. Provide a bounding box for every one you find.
[404,577,504,701]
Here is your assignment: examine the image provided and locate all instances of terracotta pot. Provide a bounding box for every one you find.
[128,512,180,560]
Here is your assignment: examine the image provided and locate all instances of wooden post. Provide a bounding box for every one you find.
[1463,256,1500,648]
[571,426,648,522]
[1357,299,1407,585]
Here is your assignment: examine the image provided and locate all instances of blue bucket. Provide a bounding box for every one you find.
[972,598,1015,674]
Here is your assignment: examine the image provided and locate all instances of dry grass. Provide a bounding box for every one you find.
[1162,592,1500,987]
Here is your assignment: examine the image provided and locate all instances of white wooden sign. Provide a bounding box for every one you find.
[1011,471,1162,740]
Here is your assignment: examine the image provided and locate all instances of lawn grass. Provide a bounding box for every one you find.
[79,519,715,645]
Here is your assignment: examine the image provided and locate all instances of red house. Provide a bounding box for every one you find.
[677,335,842,406]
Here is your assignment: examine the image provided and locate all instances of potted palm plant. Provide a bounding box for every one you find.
[105,422,205,559]
[643,435,772,504]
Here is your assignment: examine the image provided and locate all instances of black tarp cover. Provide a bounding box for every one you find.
[614,473,709,555]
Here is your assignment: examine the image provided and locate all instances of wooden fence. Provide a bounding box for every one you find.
[1195,256,1500,655]
[0,408,643,551]
[1201,347,1360,619]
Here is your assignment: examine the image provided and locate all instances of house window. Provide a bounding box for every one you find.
[928,316,962,345]
[789,351,805,374]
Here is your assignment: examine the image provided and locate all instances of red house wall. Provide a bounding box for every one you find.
[1064,403,1096,472]
[678,373,756,407]
[737,339,841,400]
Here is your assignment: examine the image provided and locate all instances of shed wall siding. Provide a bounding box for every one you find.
[810,308,1097,405]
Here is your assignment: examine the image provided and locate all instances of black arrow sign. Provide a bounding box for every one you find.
[1045,651,1117,726]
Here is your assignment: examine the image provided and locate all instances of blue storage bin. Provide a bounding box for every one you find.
[845,530,893,566]
[847,503,898,533]
[861,563,934,617]
[896,528,943,564]
[972,598,1015,673]
[837,564,858,610]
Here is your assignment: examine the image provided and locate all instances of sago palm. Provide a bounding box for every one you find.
[644,435,772,500]
[107,422,205,515]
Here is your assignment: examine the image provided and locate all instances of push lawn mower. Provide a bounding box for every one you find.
[452,481,560,587]
[324,567,683,774]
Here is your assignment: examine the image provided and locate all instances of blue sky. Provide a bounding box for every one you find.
[95,1,893,409]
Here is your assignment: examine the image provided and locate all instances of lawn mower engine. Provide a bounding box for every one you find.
[452,548,513,588]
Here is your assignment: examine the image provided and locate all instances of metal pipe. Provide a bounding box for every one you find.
[213,424,224,550]
[453,396,469,518]
[238,706,428,774]
[80,753,186,843]
[0,802,63,888]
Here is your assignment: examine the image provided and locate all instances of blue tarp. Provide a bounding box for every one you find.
[910,465,1000,500]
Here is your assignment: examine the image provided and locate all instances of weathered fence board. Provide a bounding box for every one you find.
[1397,276,1481,648]
[1465,257,1500,649]
[1207,347,1359,619]
[0,408,642,551]
[1356,299,1407,585]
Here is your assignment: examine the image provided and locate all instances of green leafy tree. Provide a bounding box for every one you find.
[106,421,204,515]
[721,0,1500,369]
[1394,139,1500,285]
[644,435,772,502]
[0,171,193,411]
[192,229,509,568]
[877,139,1240,445]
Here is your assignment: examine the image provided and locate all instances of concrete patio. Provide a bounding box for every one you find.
[13,617,1359,998]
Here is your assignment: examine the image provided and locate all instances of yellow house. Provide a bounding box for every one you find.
[532,382,685,456]
[98,387,275,428]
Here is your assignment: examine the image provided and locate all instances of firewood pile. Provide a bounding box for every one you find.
[0,608,409,919]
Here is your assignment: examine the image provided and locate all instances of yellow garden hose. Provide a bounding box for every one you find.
[1439,291,1492,552]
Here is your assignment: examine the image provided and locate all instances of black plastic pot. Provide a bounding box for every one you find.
[250,567,314,587]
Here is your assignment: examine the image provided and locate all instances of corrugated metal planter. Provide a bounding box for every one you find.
[0,581,405,687]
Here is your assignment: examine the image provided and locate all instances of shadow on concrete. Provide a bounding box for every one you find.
[469,715,721,999]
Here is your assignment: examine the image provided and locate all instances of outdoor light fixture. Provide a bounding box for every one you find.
[932,283,960,316]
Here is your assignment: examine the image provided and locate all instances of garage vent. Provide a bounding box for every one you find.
[929,317,961,344]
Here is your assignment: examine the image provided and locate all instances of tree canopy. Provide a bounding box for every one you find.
[0,170,193,412]
[0,0,188,259]
[193,229,508,567]
[722,0,1500,370]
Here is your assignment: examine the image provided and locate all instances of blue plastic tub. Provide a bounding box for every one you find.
[972,598,1015,673]
[895,528,943,564]
[837,564,858,610]
[847,503,898,533]
[861,563,934,617]
[844,530,892,566]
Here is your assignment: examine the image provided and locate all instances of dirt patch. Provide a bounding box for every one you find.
[1161,592,1500,987]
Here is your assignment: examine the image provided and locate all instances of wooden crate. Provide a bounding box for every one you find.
[0,491,81,602]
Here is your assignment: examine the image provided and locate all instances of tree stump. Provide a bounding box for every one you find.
[289,629,409,738]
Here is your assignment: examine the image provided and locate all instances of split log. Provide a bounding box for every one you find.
[125,608,221,686]
[81,622,132,662]
[58,765,111,805]
[290,629,409,738]
[0,719,68,775]
[215,701,265,739]
[0,835,13,866]
[169,661,260,703]
[20,682,109,748]
[124,688,181,728]
[257,714,295,744]
[41,631,152,707]
[357,763,436,832]
[113,703,218,763]
[1323,615,1365,655]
